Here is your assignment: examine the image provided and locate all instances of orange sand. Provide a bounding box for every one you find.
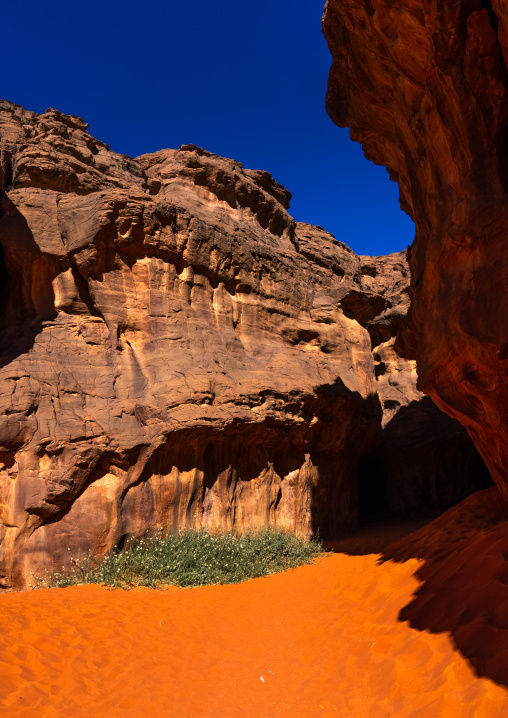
[2,489,508,717]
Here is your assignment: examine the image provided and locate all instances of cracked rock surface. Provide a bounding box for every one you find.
[0,101,489,588]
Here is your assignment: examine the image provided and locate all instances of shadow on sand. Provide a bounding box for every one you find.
[329,486,508,689]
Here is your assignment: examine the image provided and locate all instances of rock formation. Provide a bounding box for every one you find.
[0,100,489,588]
[323,0,508,494]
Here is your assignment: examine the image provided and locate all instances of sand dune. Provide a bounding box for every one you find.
[2,488,508,717]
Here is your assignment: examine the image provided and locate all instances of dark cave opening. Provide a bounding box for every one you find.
[0,245,11,320]
[356,436,495,531]
[114,534,129,553]
[357,453,392,524]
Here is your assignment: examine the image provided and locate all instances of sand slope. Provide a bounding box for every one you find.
[3,493,508,718]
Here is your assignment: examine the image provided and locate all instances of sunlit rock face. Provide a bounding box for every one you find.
[0,101,489,588]
[323,1,508,494]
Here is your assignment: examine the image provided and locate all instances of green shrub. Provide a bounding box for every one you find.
[33,528,324,590]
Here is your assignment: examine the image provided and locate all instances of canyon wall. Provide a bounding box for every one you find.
[0,101,489,588]
[323,0,508,494]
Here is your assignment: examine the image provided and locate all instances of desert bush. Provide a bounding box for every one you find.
[33,528,324,589]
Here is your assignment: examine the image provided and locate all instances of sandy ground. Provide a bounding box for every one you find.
[2,487,508,717]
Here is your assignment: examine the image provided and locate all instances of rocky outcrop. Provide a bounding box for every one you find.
[0,100,489,588]
[323,1,508,495]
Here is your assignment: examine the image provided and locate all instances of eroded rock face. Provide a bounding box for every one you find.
[323,1,508,494]
[0,100,489,588]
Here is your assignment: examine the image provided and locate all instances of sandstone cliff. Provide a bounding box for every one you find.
[323,0,508,495]
[0,101,489,588]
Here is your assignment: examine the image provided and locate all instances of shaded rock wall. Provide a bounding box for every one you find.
[357,255,492,521]
[0,101,489,588]
[323,0,508,494]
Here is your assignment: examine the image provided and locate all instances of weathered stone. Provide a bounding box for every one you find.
[0,100,489,588]
[323,0,508,495]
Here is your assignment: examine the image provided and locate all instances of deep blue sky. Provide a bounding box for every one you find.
[3,0,414,256]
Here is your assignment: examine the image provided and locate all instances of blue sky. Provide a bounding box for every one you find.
[3,0,414,256]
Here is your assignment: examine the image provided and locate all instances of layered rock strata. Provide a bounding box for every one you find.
[323,0,508,494]
[0,101,489,588]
